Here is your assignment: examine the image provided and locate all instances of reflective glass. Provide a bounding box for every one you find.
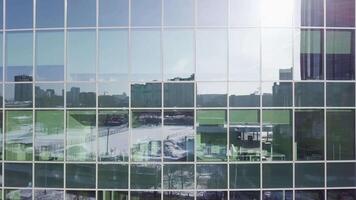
[327,163,356,187]
[163,110,194,161]
[99,0,129,27]
[98,110,129,161]
[98,29,128,81]
[229,28,260,81]
[36,30,64,81]
[197,192,227,200]
[163,192,194,200]
[301,0,324,26]
[295,29,324,80]
[229,164,260,188]
[66,191,95,199]
[327,109,355,160]
[326,83,355,107]
[295,82,324,107]
[4,163,32,187]
[98,191,128,200]
[263,190,293,200]
[262,82,293,107]
[196,110,227,161]
[131,110,161,161]
[35,163,64,188]
[164,0,194,26]
[131,191,161,200]
[35,190,64,199]
[164,83,194,107]
[230,0,260,27]
[197,0,227,26]
[98,82,129,107]
[163,164,194,189]
[5,111,33,161]
[98,164,128,189]
[35,83,64,108]
[67,30,96,81]
[196,164,227,189]
[229,109,260,161]
[326,30,355,80]
[5,83,33,108]
[295,109,324,160]
[6,0,33,29]
[230,191,259,200]
[229,82,260,107]
[262,110,293,161]
[328,190,356,200]
[130,164,161,189]
[295,163,324,188]
[131,83,161,107]
[326,0,355,27]
[131,30,161,81]
[131,0,161,26]
[196,30,227,81]
[35,110,64,161]
[66,110,96,161]
[261,0,294,27]
[262,28,293,80]
[67,0,96,27]
[197,82,227,107]
[36,0,64,28]
[0,33,3,81]
[163,30,194,81]
[66,164,96,188]
[6,31,33,81]
[66,83,96,108]
[262,163,293,188]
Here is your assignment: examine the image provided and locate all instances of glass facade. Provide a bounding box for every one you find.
[0,0,355,199]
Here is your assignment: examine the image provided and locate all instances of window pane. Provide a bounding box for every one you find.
[163,110,194,161]
[35,163,64,188]
[196,30,227,81]
[67,0,96,27]
[327,109,355,160]
[196,110,227,161]
[262,82,293,107]
[35,110,64,161]
[67,30,96,81]
[131,83,162,107]
[262,110,293,161]
[164,0,194,26]
[163,164,194,189]
[35,83,64,108]
[163,30,194,81]
[229,164,260,188]
[130,164,161,189]
[262,163,293,188]
[131,0,161,26]
[164,83,194,107]
[197,0,227,26]
[326,30,355,80]
[98,191,128,200]
[326,0,355,27]
[36,0,64,28]
[295,109,324,160]
[99,0,128,27]
[66,164,96,188]
[230,191,259,200]
[301,0,324,26]
[163,192,194,200]
[98,82,129,107]
[229,82,260,107]
[66,110,96,161]
[5,83,33,108]
[36,30,64,81]
[196,164,227,189]
[229,109,260,161]
[295,163,324,188]
[131,191,161,200]
[261,0,294,26]
[6,31,33,81]
[294,29,324,80]
[263,190,293,200]
[230,0,260,27]
[98,110,129,161]
[328,163,356,187]
[4,163,32,187]
[326,83,355,107]
[98,164,128,189]
[197,82,227,107]
[66,83,96,107]
[131,30,161,81]
[328,190,356,200]
[131,110,161,161]
[6,0,33,29]
[198,192,227,200]
[295,82,324,107]
[5,111,33,161]
[98,29,128,81]
[229,28,260,81]
[35,190,64,199]
[66,191,95,199]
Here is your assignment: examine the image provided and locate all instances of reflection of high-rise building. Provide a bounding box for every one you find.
[131,83,161,107]
[14,75,32,102]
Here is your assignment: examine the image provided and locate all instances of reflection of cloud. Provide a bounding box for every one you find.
[172,58,190,73]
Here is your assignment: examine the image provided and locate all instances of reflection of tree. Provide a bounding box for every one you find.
[165,165,194,190]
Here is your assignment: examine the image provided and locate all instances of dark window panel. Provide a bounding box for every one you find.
[230,191,260,200]
[163,164,194,189]
[229,164,260,189]
[295,82,324,107]
[131,83,161,107]
[99,0,128,27]
[36,0,64,28]
[98,164,128,189]
[196,164,227,189]
[326,83,355,107]
[163,192,194,200]
[262,82,292,107]
[130,191,161,200]
[328,163,356,187]
[262,163,293,188]
[301,0,324,26]
[295,163,324,188]
[327,189,356,200]
[66,190,96,199]
[67,0,96,27]
[263,190,293,200]
[326,0,355,27]
[35,164,64,188]
[98,191,128,200]
[197,191,227,200]
[4,163,32,187]
[164,83,194,107]
[66,164,96,188]
[130,164,161,189]
[6,0,33,29]
[35,190,64,199]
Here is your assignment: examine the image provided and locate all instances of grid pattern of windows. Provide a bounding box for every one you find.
[0,0,355,199]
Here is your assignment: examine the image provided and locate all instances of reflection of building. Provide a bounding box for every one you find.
[66,87,95,107]
[98,92,129,107]
[14,75,32,102]
[131,83,161,107]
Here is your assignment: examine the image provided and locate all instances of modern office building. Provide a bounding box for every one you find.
[0,0,355,199]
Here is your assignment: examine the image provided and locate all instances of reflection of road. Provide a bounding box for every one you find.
[98,125,129,160]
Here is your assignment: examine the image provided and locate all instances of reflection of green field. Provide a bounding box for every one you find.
[197,110,226,125]
[35,111,64,134]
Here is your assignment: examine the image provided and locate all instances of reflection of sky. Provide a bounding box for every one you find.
[36,31,64,65]
[230,0,260,27]
[197,82,227,95]
[229,82,260,95]
[132,126,161,144]
[131,0,161,26]
[36,83,63,95]
[98,82,128,96]
[67,83,96,93]
[197,0,227,26]
[164,0,194,26]
[6,32,32,66]
[260,0,294,26]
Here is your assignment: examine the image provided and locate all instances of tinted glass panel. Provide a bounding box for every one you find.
[131,0,161,26]
[4,163,32,187]
[197,82,227,107]
[295,82,324,107]
[99,0,128,27]
[35,190,64,199]
[98,191,128,200]
[5,83,33,108]
[131,164,161,189]
[163,192,194,200]
[164,0,194,26]
[262,82,293,107]
[66,164,96,188]
[326,83,355,107]
[197,0,227,26]
[295,163,324,187]
[327,163,356,187]
[262,163,293,188]
[230,0,259,27]
[196,164,227,189]
[164,83,194,107]
[98,164,128,189]
[36,0,64,28]
[35,83,64,108]
[328,190,356,200]
[67,0,96,27]
[131,191,161,200]
[263,190,293,200]
[66,83,96,107]
[6,0,33,29]
[35,163,64,188]
[230,164,260,188]
[229,82,260,107]
[230,191,260,200]
[98,82,129,107]
[326,0,355,27]
[131,83,161,107]
[66,191,95,199]
[163,164,194,189]
[301,0,324,26]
